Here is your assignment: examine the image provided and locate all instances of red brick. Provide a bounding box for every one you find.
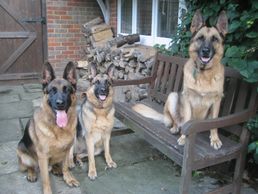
[61,15,72,20]
[62,50,75,55]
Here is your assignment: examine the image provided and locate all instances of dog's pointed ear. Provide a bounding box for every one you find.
[190,9,204,34]
[107,63,115,79]
[42,61,55,91]
[90,63,97,78]
[216,10,228,36]
[63,61,77,91]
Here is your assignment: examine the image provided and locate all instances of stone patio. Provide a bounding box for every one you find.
[0,83,257,194]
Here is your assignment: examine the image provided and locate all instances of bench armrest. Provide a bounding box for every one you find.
[112,76,153,87]
[181,109,253,136]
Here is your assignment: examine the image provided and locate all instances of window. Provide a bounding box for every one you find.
[117,0,186,47]
[120,0,132,34]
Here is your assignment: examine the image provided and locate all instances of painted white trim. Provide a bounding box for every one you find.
[132,0,137,33]
[151,0,157,38]
[178,0,187,25]
[117,0,121,34]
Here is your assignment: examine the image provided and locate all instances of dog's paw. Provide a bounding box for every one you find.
[170,126,179,134]
[64,175,80,187]
[177,135,186,145]
[51,165,63,176]
[210,137,222,150]
[88,170,97,180]
[106,160,117,169]
[27,173,37,182]
[75,157,84,167]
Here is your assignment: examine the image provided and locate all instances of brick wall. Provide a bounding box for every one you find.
[109,0,117,35]
[46,0,102,73]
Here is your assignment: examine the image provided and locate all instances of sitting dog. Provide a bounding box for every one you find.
[17,61,79,194]
[73,63,117,180]
[133,10,228,150]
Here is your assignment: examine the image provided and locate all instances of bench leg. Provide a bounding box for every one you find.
[180,162,193,194]
[179,134,195,194]
[232,129,249,194]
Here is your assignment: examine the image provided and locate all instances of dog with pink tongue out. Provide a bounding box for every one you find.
[17,61,79,194]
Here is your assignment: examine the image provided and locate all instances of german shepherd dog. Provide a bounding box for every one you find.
[133,10,228,150]
[73,63,117,180]
[17,62,79,194]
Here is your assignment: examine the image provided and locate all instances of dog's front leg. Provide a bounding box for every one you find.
[177,99,192,146]
[103,133,117,169]
[63,150,80,187]
[68,144,75,168]
[86,136,97,180]
[209,100,222,150]
[38,156,52,194]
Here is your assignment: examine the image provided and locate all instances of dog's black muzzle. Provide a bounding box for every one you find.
[198,43,215,68]
[94,81,110,101]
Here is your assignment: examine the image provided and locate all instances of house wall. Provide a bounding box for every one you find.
[109,0,117,35]
[46,0,102,72]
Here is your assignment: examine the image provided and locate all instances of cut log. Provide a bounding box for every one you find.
[92,29,113,42]
[91,24,111,34]
[83,17,103,29]
[116,34,140,47]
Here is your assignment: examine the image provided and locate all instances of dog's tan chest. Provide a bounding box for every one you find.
[183,61,224,95]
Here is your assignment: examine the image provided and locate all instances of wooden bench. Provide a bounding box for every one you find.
[113,53,258,194]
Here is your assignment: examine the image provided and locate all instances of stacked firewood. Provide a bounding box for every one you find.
[77,17,157,101]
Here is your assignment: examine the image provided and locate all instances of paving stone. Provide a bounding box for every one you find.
[0,119,22,143]
[20,118,30,132]
[0,94,20,103]
[23,83,42,93]
[20,92,42,101]
[0,85,24,95]
[0,100,33,120]
[0,141,18,175]
[78,159,180,194]
[0,171,81,194]
[74,133,162,173]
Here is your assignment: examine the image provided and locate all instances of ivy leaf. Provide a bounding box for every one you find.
[248,141,257,153]
[246,32,258,38]
[252,1,258,9]
[229,20,241,33]
[245,73,258,83]
[240,69,251,78]
[228,58,247,71]
[225,46,239,58]
[248,61,258,70]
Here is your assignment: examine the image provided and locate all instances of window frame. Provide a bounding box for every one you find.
[117,0,186,47]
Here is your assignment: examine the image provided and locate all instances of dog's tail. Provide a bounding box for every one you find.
[132,104,164,122]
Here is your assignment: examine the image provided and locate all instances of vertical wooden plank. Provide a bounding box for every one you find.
[154,60,165,92]
[173,63,183,92]
[234,81,248,113]
[166,62,177,94]
[160,59,171,94]
[220,78,238,116]
[179,133,196,194]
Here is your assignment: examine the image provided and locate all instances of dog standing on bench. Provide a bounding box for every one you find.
[133,10,228,150]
